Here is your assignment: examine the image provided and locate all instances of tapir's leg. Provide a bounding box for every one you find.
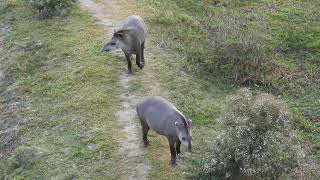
[142,126,150,147]
[138,117,150,147]
[125,53,132,74]
[141,41,145,68]
[136,53,142,69]
[176,140,181,155]
[168,138,177,166]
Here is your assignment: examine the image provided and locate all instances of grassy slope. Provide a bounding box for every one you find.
[131,0,319,177]
[1,0,319,179]
[135,0,320,124]
[0,0,124,178]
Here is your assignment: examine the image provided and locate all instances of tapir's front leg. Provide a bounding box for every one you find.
[136,45,143,69]
[176,140,181,155]
[168,138,177,166]
[141,41,145,68]
[125,53,132,74]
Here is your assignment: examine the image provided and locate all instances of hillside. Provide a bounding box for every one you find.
[0,0,319,178]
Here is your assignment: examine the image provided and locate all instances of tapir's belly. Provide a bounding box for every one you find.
[145,116,176,138]
[146,117,165,135]
[121,47,138,55]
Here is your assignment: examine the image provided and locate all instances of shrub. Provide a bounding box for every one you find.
[209,10,274,87]
[23,0,76,18]
[190,88,304,179]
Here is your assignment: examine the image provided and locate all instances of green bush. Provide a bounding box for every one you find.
[190,89,304,179]
[23,0,75,18]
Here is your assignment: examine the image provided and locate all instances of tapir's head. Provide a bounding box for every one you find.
[102,29,129,52]
[175,119,192,152]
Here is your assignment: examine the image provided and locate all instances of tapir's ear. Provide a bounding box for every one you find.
[113,29,116,33]
[187,119,192,127]
[115,29,130,38]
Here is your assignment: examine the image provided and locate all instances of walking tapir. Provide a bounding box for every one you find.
[136,96,192,166]
[102,15,146,74]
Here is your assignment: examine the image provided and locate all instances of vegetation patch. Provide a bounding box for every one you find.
[23,0,76,18]
[139,0,320,91]
[135,0,320,178]
[188,89,304,179]
[0,0,123,178]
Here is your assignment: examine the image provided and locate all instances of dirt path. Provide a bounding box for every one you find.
[79,0,150,179]
[0,25,7,83]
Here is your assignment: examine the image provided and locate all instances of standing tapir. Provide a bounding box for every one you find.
[136,96,192,166]
[102,15,146,74]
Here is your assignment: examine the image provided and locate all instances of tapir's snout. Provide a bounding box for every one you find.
[101,45,109,52]
[102,41,119,52]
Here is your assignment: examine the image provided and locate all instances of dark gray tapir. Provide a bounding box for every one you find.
[136,96,192,166]
[102,15,146,74]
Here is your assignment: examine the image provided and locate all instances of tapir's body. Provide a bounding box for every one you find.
[136,96,192,166]
[102,15,146,74]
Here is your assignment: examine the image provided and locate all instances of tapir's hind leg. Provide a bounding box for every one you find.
[136,41,145,70]
[140,41,145,68]
[142,125,150,147]
[136,53,142,69]
[138,117,150,147]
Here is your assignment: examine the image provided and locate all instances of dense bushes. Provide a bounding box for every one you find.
[23,0,75,18]
[189,89,304,179]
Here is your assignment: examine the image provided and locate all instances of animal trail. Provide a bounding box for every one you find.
[79,0,150,179]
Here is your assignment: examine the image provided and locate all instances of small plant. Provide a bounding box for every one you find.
[23,0,76,18]
[190,88,304,179]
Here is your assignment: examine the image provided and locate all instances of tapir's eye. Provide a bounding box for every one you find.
[110,42,116,46]
[182,137,186,141]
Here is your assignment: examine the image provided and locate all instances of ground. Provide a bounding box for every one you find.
[0,0,319,179]
[0,0,182,179]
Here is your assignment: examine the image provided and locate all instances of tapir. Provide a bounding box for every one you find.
[136,96,192,166]
[102,15,146,74]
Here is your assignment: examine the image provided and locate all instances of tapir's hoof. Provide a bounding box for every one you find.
[177,154,181,159]
[138,64,144,70]
[170,159,177,167]
[140,61,145,69]
[143,140,150,147]
[144,144,150,148]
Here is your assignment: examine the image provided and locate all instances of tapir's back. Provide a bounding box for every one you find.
[122,15,146,42]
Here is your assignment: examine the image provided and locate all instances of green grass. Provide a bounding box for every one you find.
[1,0,319,178]
[0,0,124,178]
